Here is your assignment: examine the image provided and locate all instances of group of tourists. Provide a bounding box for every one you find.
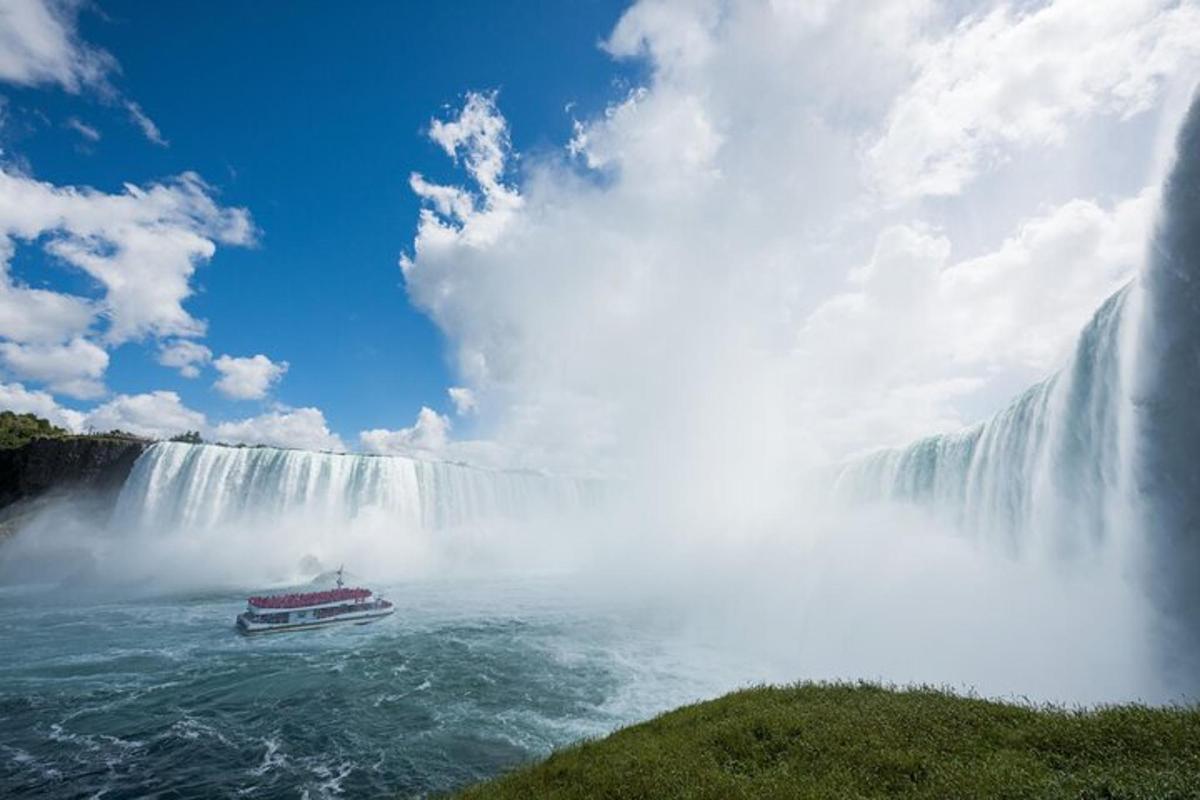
[247,587,371,609]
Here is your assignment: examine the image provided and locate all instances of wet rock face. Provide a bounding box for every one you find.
[0,437,149,511]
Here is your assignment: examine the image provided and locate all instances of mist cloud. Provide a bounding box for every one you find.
[402,0,1198,488]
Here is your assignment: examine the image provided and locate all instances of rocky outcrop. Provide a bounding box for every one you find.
[0,436,149,512]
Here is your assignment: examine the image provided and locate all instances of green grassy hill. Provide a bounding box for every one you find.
[454,682,1200,800]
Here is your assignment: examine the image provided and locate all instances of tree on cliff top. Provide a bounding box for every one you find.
[0,411,69,449]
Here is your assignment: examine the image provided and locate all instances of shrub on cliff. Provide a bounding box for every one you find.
[0,411,69,449]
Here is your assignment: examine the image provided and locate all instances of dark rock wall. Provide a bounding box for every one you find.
[0,437,149,511]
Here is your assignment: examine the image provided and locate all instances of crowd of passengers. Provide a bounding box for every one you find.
[248,588,371,609]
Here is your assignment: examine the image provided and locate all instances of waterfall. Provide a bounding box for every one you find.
[835,285,1136,559]
[1134,89,1200,633]
[837,91,1200,664]
[840,93,1200,552]
[114,442,597,533]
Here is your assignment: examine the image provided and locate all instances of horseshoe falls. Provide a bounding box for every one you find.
[114,441,596,533]
[835,285,1137,559]
[837,94,1200,670]
[76,441,603,593]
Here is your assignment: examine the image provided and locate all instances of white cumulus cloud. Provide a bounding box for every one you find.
[0,0,114,92]
[0,336,108,399]
[403,91,522,261]
[212,354,288,400]
[359,407,451,455]
[0,168,254,401]
[0,381,345,452]
[398,0,1196,484]
[865,0,1200,201]
[82,390,205,439]
[212,407,345,452]
[797,187,1156,454]
[0,1,169,146]
[0,263,94,344]
[0,380,83,430]
[0,168,255,345]
[158,339,212,378]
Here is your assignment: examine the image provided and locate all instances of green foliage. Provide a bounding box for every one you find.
[0,411,69,449]
[453,682,1200,800]
[170,430,203,444]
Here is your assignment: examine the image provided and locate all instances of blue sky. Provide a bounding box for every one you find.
[0,0,1197,467]
[0,0,635,443]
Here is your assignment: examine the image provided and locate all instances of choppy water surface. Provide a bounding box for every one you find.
[0,578,730,799]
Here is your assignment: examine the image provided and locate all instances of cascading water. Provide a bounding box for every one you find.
[835,285,1137,560]
[114,441,598,533]
[1135,90,1200,646]
[837,91,1200,671]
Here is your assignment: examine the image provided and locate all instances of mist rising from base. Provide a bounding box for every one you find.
[0,438,1181,706]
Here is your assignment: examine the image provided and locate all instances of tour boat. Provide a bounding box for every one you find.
[235,567,394,635]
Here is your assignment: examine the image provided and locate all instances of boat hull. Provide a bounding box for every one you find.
[235,605,394,635]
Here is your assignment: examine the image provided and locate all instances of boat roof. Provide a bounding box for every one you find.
[248,587,372,609]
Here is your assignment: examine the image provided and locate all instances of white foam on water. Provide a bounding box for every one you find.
[249,735,287,777]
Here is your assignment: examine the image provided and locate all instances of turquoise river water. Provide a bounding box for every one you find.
[0,576,735,799]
